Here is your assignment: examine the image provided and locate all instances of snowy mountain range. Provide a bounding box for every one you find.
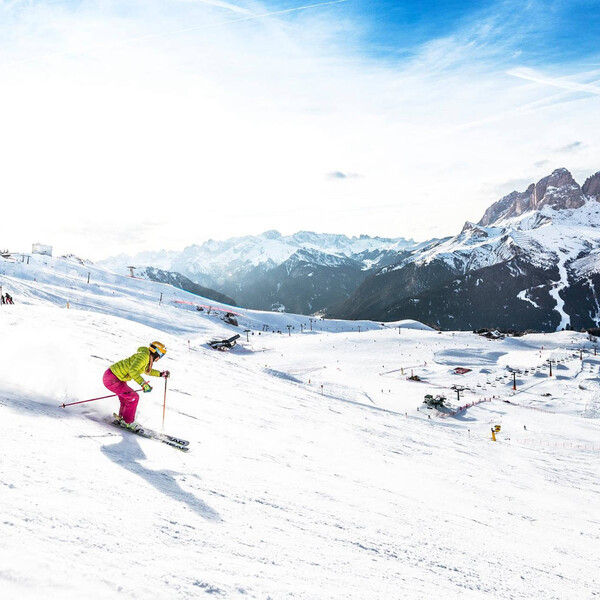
[99,232,427,314]
[1,249,599,599]
[330,168,600,332]
[99,167,600,332]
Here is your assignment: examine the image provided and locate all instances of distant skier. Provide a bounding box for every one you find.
[103,341,170,430]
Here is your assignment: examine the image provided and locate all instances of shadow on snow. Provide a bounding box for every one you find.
[101,435,221,523]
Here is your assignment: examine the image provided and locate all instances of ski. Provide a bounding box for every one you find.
[114,423,190,451]
[112,415,190,451]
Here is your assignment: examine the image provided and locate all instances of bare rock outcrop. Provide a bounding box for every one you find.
[478,168,585,226]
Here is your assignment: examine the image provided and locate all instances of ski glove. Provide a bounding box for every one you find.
[141,382,152,393]
[160,370,170,379]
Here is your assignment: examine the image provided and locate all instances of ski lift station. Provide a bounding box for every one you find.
[32,243,52,257]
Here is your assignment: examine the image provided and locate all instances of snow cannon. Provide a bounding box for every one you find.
[491,424,501,441]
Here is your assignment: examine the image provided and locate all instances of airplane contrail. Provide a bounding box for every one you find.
[1,0,349,68]
[192,0,253,16]
[508,67,600,96]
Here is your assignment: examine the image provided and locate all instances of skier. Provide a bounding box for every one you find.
[103,341,170,430]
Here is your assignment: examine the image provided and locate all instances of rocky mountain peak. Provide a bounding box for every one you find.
[460,221,489,238]
[583,171,600,200]
[532,168,584,211]
[478,168,586,227]
[478,185,534,226]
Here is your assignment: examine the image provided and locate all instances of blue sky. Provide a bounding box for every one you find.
[1,0,599,259]
[351,0,600,63]
[350,0,498,56]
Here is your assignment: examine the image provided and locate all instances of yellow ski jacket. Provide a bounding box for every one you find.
[110,346,161,386]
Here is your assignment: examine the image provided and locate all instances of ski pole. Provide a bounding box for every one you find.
[59,389,142,409]
[162,377,168,430]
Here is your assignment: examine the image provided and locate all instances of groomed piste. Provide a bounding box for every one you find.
[1,254,599,599]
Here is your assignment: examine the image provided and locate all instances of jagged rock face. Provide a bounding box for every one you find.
[478,186,534,226]
[583,171,600,200]
[461,221,490,237]
[478,168,585,226]
[532,168,585,210]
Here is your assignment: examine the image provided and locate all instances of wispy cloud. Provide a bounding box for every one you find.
[557,141,584,153]
[0,0,349,68]
[327,171,361,180]
[113,0,350,47]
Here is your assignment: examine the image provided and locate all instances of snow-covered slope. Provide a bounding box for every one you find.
[1,254,599,599]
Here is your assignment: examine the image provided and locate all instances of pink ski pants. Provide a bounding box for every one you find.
[102,368,139,424]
